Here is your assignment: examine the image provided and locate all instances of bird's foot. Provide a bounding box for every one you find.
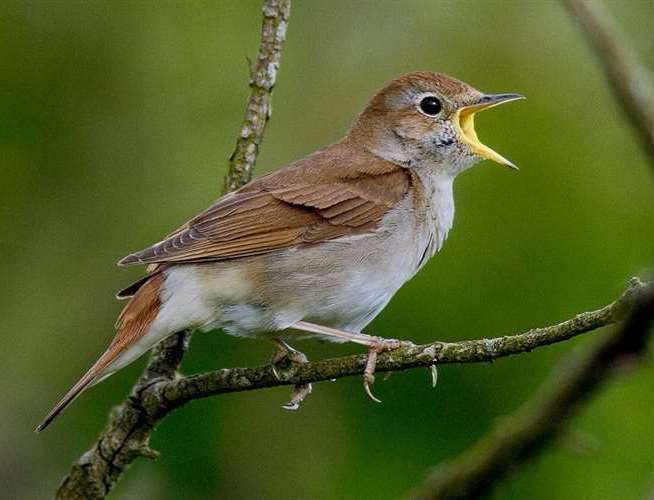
[282,382,313,411]
[284,321,415,404]
[270,339,312,410]
[363,337,414,403]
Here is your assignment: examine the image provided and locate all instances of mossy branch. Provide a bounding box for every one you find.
[56,276,651,499]
[223,0,290,192]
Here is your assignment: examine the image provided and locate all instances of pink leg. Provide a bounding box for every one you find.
[291,321,414,402]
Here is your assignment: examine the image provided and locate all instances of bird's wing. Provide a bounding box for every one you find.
[118,146,410,266]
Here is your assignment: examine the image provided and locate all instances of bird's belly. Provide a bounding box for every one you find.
[164,233,429,340]
[296,268,397,334]
[165,262,397,340]
[260,224,434,336]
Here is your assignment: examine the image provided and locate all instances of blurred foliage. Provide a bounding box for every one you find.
[1,1,653,499]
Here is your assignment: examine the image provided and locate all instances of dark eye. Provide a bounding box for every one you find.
[419,96,442,116]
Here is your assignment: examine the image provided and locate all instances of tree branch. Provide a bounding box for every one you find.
[156,278,648,405]
[563,0,654,167]
[55,1,291,498]
[57,275,651,499]
[412,281,654,500]
[223,0,290,192]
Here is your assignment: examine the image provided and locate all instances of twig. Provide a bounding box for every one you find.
[564,0,654,166]
[412,281,654,500]
[223,0,290,192]
[54,1,291,498]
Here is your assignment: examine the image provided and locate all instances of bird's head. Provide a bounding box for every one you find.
[348,71,524,175]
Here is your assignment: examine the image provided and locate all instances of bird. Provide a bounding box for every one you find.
[36,71,523,432]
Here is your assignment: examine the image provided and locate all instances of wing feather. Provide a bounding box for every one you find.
[118,144,410,266]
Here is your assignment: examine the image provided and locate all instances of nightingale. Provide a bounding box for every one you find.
[37,71,523,431]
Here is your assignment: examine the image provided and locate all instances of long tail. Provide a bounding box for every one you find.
[35,273,165,432]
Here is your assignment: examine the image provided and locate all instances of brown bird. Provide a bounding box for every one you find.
[36,71,523,432]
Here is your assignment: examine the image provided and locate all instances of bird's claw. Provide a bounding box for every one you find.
[282,383,313,410]
[270,339,311,410]
[362,338,413,403]
[363,375,382,403]
[430,364,438,388]
[271,364,280,381]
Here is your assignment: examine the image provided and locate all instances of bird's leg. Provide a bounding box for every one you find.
[270,338,312,410]
[291,320,414,403]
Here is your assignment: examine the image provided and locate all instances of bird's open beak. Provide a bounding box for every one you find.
[454,93,525,169]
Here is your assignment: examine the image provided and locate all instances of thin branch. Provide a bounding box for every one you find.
[564,0,654,167]
[223,0,290,192]
[55,1,291,498]
[157,278,648,405]
[57,276,650,499]
[412,282,654,500]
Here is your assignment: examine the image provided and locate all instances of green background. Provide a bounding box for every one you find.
[2,1,653,498]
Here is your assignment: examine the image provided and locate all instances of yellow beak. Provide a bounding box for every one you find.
[454,93,525,169]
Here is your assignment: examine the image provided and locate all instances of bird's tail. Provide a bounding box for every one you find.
[35,273,165,432]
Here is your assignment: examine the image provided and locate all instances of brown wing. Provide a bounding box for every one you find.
[118,143,410,266]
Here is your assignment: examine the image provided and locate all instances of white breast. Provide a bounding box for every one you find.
[413,170,455,268]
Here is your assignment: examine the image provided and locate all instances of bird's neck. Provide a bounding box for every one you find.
[410,167,456,255]
[340,133,458,250]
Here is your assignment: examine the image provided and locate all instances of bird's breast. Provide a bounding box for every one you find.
[408,170,456,271]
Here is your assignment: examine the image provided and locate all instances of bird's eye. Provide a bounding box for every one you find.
[419,96,442,116]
